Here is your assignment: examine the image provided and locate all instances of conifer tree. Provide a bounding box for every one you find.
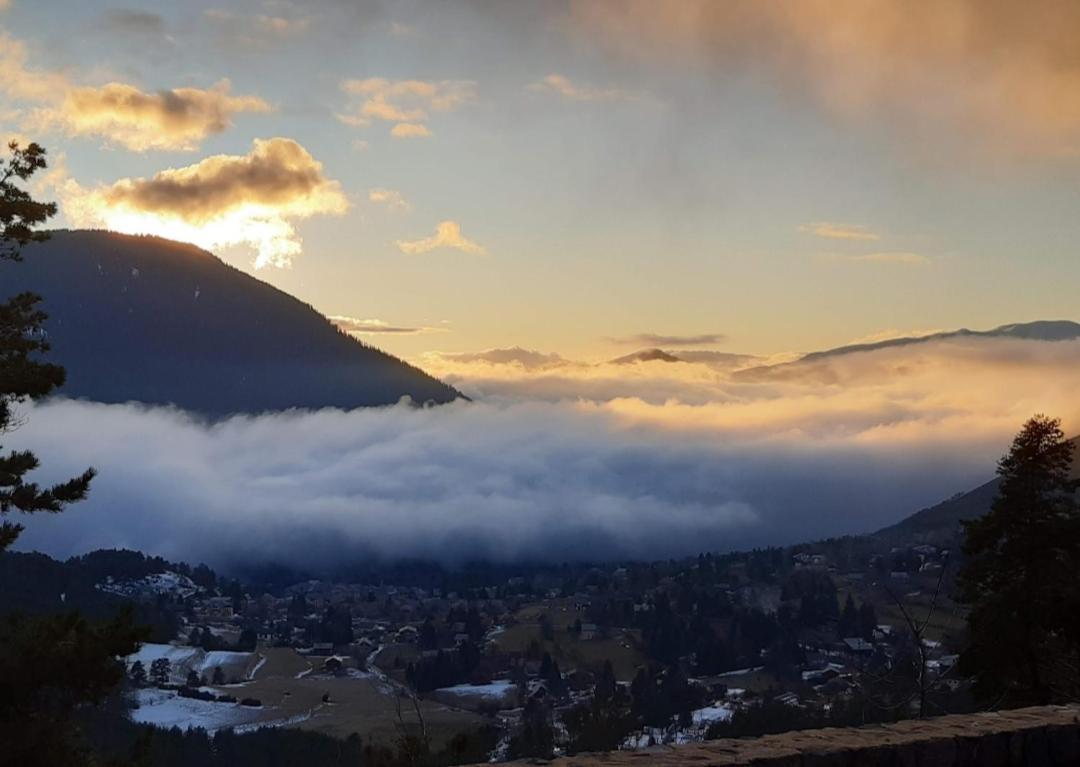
[958,415,1080,704]
[0,141,144,767]
[0,141,94,552]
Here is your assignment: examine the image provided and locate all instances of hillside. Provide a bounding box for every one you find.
[878,437,1080,541]
[734,320,1080,382]
[5,230,462,415]
[800,320,1080,363]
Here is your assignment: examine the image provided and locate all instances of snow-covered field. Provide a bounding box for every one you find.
[125,644,255,684]
[691,703,734,725]
[130,689,266,732]
[98,571,198,600]
[435,680,517,700]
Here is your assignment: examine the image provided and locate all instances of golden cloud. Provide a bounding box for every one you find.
[390,122,432,139]
[418,334,1080,449]
[396,220,486,256]
[52,80,270,152]
[60,137,348,269]
[368,187,411,212]
[0,31,268,151]
[569,0,1080,158]
[330,316,446,336]
[800,222,880,241]
[528,74,634,102]
[338,78,474,137]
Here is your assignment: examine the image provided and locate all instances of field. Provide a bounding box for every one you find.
[130,647,487,746]
[492,599,647,681]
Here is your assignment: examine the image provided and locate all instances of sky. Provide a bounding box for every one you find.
[2,0,1080,365]
[5,1,1080,567]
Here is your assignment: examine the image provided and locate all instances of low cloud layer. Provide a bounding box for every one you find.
[13,335,1079,571]
[59,137,347,268]
[13,397,995,572]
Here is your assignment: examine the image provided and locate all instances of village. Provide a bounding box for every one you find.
[98,533,968,758]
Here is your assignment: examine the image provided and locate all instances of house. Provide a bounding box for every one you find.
[579,623,599,641]
[842,637,874,655]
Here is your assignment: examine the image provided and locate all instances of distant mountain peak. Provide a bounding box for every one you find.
[801,319,1080,363]
[609,348,683,365]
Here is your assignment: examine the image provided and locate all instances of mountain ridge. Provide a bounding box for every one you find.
[5,229,462,416]
[878,436,1080,541]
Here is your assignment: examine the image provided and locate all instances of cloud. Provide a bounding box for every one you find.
[48,80,270,152]
[368,187,410,212]
[17,334,1080,569]
[58,137,348,269]
[608,332,727,347]
[203,8,312,47]
[338,78,474,137]
[396,220,486,256]
[100,9,168,38]
[0,32,268,151]
[800,222,880,241]
[837,252,931,265]
[569,0,1080,158]
[528,74,635,102]
[11,334,1080,569]
[330,316,446,336]
[430,347,574,371]
[390,122,431,138]
[0,32,70,102]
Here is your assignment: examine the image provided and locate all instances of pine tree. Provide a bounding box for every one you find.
[0,142,95,552]
[0,142,144,767]
[150,658,171,687]
[958,415,1080,704]
[129,660,146,687]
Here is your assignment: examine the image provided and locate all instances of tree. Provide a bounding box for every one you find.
[958,415,1080,705]
[212,665,226,686]
[0,141,145,767]
[150,658,171,687]
[128,660,146,687]
[0,142,95,552]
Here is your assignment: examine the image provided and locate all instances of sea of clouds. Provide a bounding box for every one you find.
[12,335,1080,570]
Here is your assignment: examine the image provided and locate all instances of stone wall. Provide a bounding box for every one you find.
[494,705,1080,766]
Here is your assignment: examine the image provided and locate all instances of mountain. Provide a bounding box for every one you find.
[878,437,1080,541]
[733,320,1080,382]
[5,230,462,416]
[610,348,682,364]
[608,348,760,368]
[799,320,1080,363]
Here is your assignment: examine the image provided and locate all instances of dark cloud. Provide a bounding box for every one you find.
[100,9,168,37]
